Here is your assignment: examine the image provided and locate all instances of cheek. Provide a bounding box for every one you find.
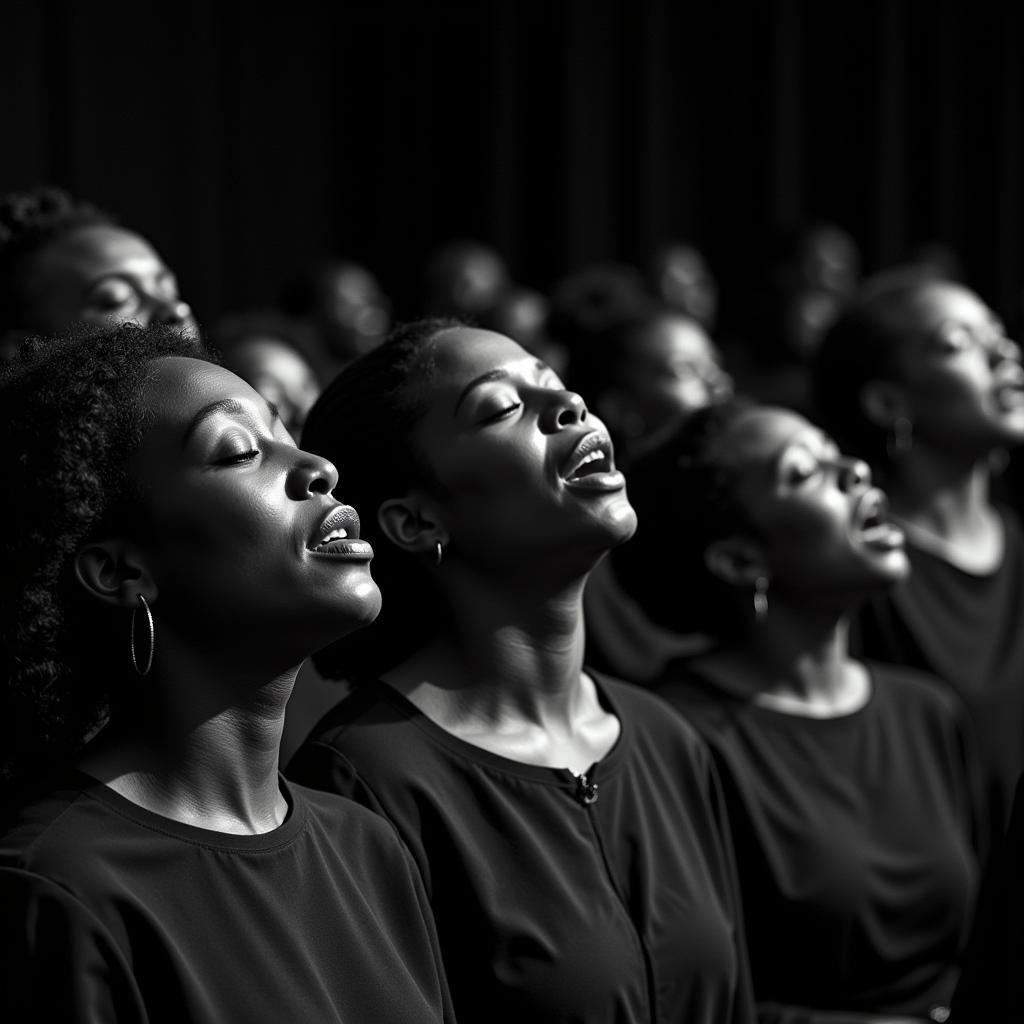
[150,489,285,566]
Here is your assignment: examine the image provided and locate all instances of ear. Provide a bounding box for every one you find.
[704,536,767,588]
[860,379,909,430]
[377,491,448,557]
[74,541,154,609]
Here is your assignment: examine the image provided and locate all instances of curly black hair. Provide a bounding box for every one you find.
[0,322,211,786]
[612,396,758,638]
[300,317,461,680]
[0,185,115,335]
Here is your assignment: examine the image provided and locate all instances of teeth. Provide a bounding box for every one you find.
[573,449,606,475]
[323,528,348,542]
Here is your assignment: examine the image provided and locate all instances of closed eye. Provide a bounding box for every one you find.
[480,402,522,424]
[216,448,261,466]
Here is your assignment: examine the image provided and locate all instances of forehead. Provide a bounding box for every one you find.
[141,356,263,427]
[720,406,824,470]
[908,282,994,324]
[30,224,165,281]
[640,315,714,357]
[429,326,534,377]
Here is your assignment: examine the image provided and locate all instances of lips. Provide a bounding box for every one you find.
[308,505,374,560]
[559,431,625,492]
[851,489,904,551]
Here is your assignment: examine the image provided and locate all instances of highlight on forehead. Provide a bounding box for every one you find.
[711,404,815,470]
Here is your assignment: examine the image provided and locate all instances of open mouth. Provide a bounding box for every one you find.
[560,431,625,491]
[308,505,374,560]
[852,490,904,550]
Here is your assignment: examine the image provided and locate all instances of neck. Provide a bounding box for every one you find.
[389,574,588,729]
[886,456,1003,570]
[79,644,296,835]
[886,450,993,533]
[741,604,851,703]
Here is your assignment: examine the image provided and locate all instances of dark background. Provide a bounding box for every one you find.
[3,0,1022,328]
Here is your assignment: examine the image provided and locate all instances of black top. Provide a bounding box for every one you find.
[287,673,756,1024]
[0,772,454,1023]
[853,506,1024,847]
[583,556,711,687]
[951,774,1024,1022]
[657,662,980,1023]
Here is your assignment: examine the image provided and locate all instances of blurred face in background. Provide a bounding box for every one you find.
[16,224,197,337]
[221,336,321,438]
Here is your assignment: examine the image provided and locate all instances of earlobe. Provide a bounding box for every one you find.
[74,542,153,608]
[704,537,766,588]
[377,494,448,557]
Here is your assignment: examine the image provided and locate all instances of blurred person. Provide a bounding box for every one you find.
[0,184,196,361]
[211,308,321,437]
[289,318,756,1024]
[280,259,391,379]
[648,241,719,331]
[0,323,453,1022]
[617,399,981,1023]
[476,282,567,377]
[812,273,1024,855]
[421,239,509,318]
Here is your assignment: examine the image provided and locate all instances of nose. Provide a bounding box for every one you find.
[837,455,871,493]
[150,297,193,327]
[541,388,588,431]
[990,335,1022,366]
[286,450,340,500]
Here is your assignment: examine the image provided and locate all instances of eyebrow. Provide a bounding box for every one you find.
[181,397,279,448]
[451,360,549,417]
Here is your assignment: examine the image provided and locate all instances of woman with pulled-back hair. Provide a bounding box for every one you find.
[0,184,196,360]
[811,274,1024,853]
[288,318,755,1024]
[615,397,981,1023]
[0,323,453,1023]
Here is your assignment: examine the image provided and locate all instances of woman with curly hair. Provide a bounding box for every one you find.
[0,323,454,1024]
[0,184,195,360]
[287,318,755,1024]
[616,398,981,1023]
[811,274,1024,855]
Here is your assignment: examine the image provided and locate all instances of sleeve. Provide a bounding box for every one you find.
[0,867,148,1023]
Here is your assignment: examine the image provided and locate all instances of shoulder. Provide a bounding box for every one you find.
[864,660,967,720]
[594,672,718,772]
[0,777,110,874]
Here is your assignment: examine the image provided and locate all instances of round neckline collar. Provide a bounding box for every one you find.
[68,770,308,851]
[362,673,629,786]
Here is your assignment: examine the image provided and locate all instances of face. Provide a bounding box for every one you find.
[410,328,637,574]
[655,246,718,328]
[124,357,380,655]
[622,314,733,430]
[725,407,908,605]
[886,283,1024,456]
[20,225,197,337]
[317,266,391,360]
[224,337,321,437]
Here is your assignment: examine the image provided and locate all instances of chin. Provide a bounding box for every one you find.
[601,495,639,545]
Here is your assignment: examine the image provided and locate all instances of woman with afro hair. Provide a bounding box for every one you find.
[0,323,454,1024]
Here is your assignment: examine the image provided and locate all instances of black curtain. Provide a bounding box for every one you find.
[3,0,1022,328]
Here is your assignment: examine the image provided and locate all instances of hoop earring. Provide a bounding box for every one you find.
[886,417,913,459]
[130,594,155,676]
[434,541,444,568]
[753,576,769,621]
